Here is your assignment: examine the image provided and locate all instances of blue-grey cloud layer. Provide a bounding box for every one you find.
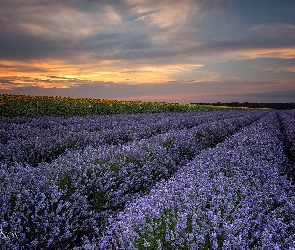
[1,0,294,61]
[0,0,295,102]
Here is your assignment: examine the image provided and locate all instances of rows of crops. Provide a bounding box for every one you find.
[0,110,294,249]
[0,94,241,117]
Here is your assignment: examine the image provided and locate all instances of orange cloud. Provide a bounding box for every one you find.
[224,47,295,61]
[0,58,203,89]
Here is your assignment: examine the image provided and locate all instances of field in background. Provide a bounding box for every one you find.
[0,94,246,117]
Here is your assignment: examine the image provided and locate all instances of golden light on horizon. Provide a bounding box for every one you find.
[0,58,204,89]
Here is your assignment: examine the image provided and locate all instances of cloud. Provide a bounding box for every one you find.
[223,47,295,61]
[0,58,204,86]
[0,1,126,61]
[250,24,295,37]
[0,0,294,103]
[2,76,294,103]
[262,65,295,74]
[0,0,232,61]
[129,0,199,28]
[0,75,80,89]
[0,1,123,38]
[1,0,294,65]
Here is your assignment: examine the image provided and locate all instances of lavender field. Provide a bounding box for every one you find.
[0,110,295,249]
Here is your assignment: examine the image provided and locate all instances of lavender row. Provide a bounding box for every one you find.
[277,110,295,164]
[0,111,241,167]
[0,111,266,249]
[46,111,265,213]
[96,111,295,249]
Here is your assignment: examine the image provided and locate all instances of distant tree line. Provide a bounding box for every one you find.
[191,102,295,110]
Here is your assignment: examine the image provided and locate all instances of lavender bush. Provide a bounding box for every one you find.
[0,111,240,167]
[1,110,294,249]
[97,112,295,249]
[41,111,264,216]
[277,110,295,163]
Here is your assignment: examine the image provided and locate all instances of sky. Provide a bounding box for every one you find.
[0,0,295,103]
